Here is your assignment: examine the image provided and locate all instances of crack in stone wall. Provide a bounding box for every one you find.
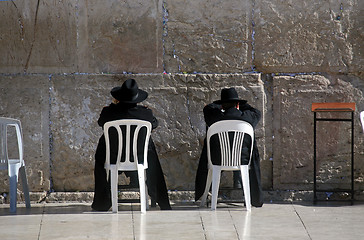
[24,0,40,73]
[162,0,168,73]
[48,74,54,192]
[251,0,257,72]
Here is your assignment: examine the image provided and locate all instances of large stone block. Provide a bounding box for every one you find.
[0,75,50,192]
[147,85,199,189]
[77,0,163,73]
[0,0,163,74]
[50,74,115,191]
[272,74,364,191]
[254,0,364,74]
[163,0,253,73]
[0,0,78,73]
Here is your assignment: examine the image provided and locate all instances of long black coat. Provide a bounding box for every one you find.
[195,102,264,207]
[91,103,171,210]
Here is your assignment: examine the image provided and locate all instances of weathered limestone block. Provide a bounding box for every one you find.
[0,0,78,73]
[0,0,163,74]
[254,0,364,74]
[0,75,50,192]
[163,0,253,73]
[77,0,163,73]
[273,74,364,191]
[0,1,32,73]
[147,85,200,189]
[50,75,113,191]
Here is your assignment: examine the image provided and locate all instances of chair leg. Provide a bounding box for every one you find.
[9,175,17,213]
[200,169,212,207]
[144,169,149,210]
[8,163,21,213]
[240,165,251,211]
[137,166,147,213]
[110,168,118,213]
[19,166,31,209]
[211,166,221,210]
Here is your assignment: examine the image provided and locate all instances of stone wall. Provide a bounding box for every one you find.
[0,1,363,196]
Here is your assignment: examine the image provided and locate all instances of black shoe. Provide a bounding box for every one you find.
[91,201,111,211]
[252,202,263,208]
[159,204,172,210]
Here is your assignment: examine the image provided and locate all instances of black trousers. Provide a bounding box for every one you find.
[194,138,264,207]
[92,136,171,210]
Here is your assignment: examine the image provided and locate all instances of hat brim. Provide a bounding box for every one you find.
[111,88,148,103]
[213,99,247,105]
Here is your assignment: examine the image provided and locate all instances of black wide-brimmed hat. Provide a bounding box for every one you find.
[111,79,148,103]
[213,87,247,104]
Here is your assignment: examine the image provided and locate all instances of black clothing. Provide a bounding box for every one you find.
[91,103,171,211]
[195,102,264,207]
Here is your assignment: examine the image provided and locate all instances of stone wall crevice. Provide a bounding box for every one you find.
[24,0,40,73]
[48,74,55,192]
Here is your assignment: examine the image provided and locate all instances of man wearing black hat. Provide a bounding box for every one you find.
[195,87,263,207]
[92,79,171,211]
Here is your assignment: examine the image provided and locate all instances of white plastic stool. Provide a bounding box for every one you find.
[0,117,31,213]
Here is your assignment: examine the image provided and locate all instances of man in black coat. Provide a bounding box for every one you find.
[91,79,171,211]
[195,87,264,207]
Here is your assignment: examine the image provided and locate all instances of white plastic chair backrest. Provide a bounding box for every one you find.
[207,120,254,167]
[360,111,364,133]
[104,119,152,175]
[0,117,24,170]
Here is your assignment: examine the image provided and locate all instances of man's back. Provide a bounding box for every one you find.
[98,103,158,129]
[203,102,261,128]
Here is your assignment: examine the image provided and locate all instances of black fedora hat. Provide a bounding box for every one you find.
[213,87,247,104]
[111,79,148,103]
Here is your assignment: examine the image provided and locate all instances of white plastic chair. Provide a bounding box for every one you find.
[104,119,152,213]
[0,117,31,213]
[200,120,254,211]
[360,111,364,133]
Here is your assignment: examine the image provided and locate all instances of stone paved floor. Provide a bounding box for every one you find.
[0,201,363,240]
